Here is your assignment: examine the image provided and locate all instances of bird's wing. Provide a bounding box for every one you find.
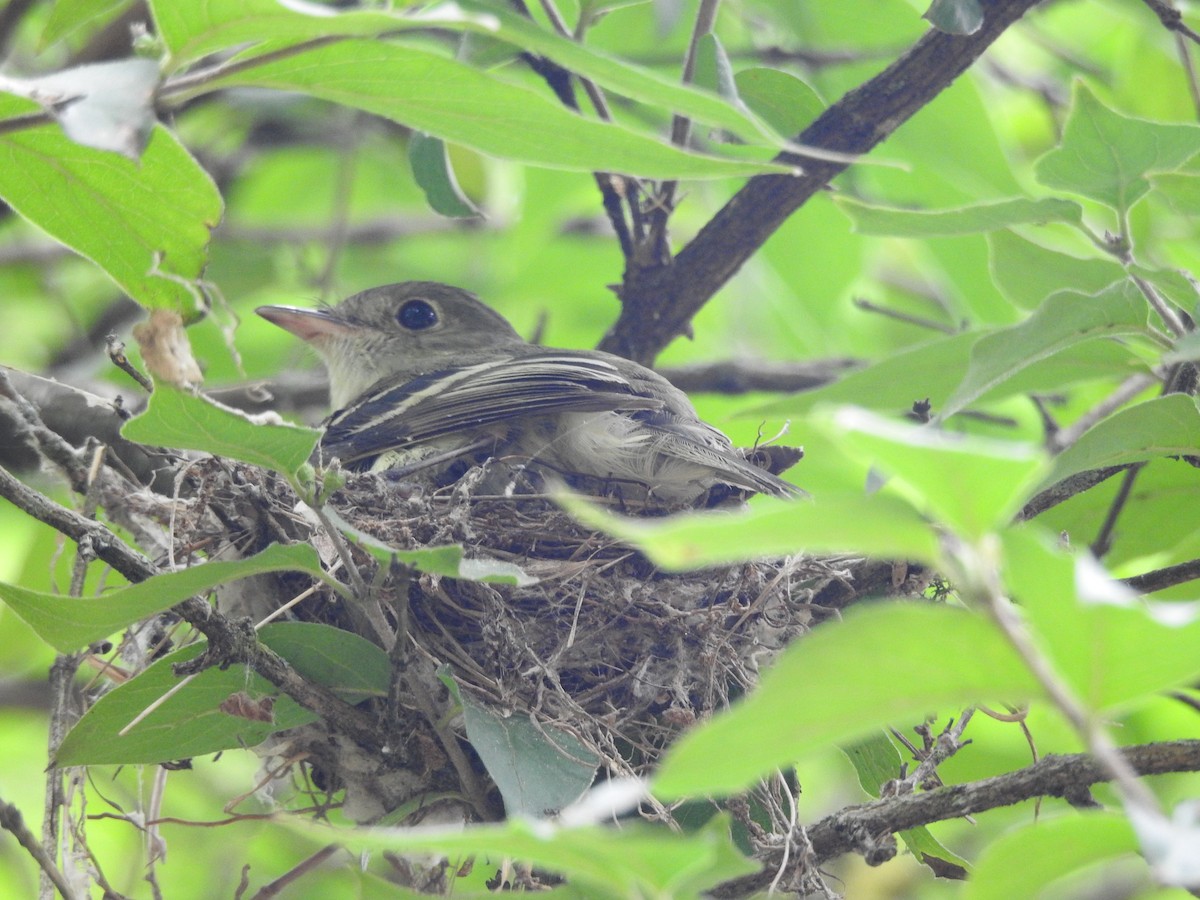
[321,353,662,464]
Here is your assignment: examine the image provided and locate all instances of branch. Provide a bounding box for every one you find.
[600,0,1046,364]
[1016,465,1131,521]
[644,0,722,264]
[0,462,157,584]
[0,462,384,753]
[1124,558,1200,593]
[0,366,172,489]
[713,739,1200,897]
[656,358,858,394]
[1141,0,1200,46]
[0,795,80,900]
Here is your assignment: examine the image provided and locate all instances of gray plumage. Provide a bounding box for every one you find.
[258,282,800,503]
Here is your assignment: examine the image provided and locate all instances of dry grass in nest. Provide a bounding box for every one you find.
[329,468,854,766]
[168,457,923,825]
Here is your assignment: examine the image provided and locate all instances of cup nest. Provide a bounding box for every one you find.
[165,456,926,831]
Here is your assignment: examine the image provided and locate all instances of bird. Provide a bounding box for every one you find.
[257,282,800,506]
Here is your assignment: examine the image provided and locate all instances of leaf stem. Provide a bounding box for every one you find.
[646,0,722,261]
[159,35,345,100]
[957,538,1162,816]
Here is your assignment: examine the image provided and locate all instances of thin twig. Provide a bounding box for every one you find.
[1123,558,1200,593]
[40,446,107,899]
[967,542,1162,816]
[248,844,344,899]
[1089,463,1144,558]
[0,369,91,491]
[1047,372,1157,453]
[216,216,466,245]
[106,335,153,394]
[1,796,80,900]
[301,501,394,648]
[536,0,613,121]
[646,0,721,262]
[1141,0,1200,45]
[660,357,859,394]
[526,0,635,258]
[0,110,54,136]
[159,35,345,99]
[766,769,801,895]
[314,112,361,297]
[118,583,321,737]
[1130,272,1189,339]
[41,655,80,900]
[852,298,958,334]
[0,462,384,748]
[1017,465,1130,521]
[0,462,157,582]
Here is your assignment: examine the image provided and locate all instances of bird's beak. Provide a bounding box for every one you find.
[256,305,357,344]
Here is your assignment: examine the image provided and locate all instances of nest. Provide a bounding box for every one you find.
[162,455,924,835]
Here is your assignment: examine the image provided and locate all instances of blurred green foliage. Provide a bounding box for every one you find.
[2,0,1200,897]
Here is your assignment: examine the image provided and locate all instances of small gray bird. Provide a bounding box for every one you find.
[257,282,800,504]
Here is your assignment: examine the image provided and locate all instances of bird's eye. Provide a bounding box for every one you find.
[396,299,438,330]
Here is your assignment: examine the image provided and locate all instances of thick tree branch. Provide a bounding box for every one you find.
[714,739,1200,897]
[600,0,1046,365]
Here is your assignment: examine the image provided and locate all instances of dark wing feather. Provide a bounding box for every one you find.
[322,353,662,464]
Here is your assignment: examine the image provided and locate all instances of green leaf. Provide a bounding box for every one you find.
[835,196,1082,237]
[0,98,221,313]
[558,490,940,570]
[460,693,599,817]
[0,543,329,653]
[843,733,904,797]
[1034,82,1200,216]
[964,813,1136,900]
[988,230,1123,311]
[55,622,389,766]
[1133,264,1200,322]
[733,68,824,139]
[257,621,391,699]
[121,386,320,477]
[753,331,977,419]
[692,34,737,101]
[1042,394,1200,490]
[41,0,135,50]
[451,2,768,142]
[843,734,970,875]
[152,0,780,147]
[1166,331,1200,364]
[753,329,1140,422]
[923,0,984,35]
[408,133,480,218]
[821,408,1046,539]
[211,40,789,180]
[942,281,1150,419]
[1003,530,1200,710]
[654,603,1040,799]
[1151,171,1200,215]
[330,814,759,898]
